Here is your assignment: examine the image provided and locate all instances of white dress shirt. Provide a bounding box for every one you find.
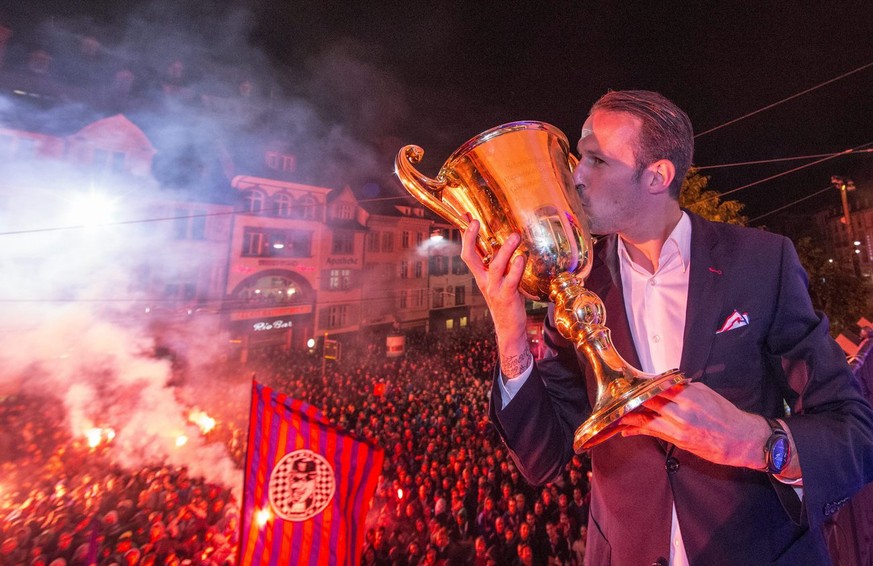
[501,212,693,564]
[616,212,692,566]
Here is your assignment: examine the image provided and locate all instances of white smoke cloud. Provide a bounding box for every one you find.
[0,1,416,502]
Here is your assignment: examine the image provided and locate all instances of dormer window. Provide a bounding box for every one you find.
[266,151,296,173]
[335,202,353,220]
[92,147,126,173]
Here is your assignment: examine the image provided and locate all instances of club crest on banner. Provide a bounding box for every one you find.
[268,449,335,521]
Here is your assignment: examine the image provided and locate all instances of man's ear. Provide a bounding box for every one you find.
[644,159,676,195]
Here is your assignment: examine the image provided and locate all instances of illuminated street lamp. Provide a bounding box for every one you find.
[831,176,861,277]
[426,228,444,335]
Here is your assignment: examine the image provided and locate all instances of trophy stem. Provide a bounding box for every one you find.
[549,273,687,452]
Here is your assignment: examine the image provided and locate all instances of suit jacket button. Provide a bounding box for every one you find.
[665,457,680,473]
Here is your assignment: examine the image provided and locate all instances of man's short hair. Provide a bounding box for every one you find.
[590,90,694,198]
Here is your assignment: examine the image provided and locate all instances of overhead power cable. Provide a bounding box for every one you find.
[694,60,873,138]
[696,148,873,170]
[0,194,418,238]
[748,186,834,223]
[691,141,873,206]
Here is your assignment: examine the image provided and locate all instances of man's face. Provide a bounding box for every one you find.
[573,110,646,235]
[290,473,315,501]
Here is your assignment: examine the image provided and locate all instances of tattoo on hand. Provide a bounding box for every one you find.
[501,350,532,378]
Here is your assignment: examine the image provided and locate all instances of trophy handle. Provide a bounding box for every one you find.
[395,145,493,260]
[568,153,579,171]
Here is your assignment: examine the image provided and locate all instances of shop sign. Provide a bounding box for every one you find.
[253,319,292,332]
[231,304,312,321]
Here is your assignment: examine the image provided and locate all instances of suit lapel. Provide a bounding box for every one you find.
[587,235,643,370]
[680,214,728,381]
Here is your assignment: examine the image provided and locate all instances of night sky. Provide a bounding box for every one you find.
[2,1,872,223]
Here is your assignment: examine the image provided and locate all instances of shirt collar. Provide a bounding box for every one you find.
[617,211,692,273]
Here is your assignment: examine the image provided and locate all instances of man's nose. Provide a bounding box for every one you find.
[572,165,586,190]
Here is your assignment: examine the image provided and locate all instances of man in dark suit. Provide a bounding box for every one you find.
[460,90,873,565]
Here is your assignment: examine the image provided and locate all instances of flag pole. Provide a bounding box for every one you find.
[237,372,257,566]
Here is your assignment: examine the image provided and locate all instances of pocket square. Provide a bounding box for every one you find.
[716,310,749,334]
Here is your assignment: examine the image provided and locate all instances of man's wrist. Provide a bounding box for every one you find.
[762,417,791,474]
[500,349,533,379]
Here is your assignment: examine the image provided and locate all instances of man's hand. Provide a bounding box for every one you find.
[460,220,531,378]
[619,381,801,478]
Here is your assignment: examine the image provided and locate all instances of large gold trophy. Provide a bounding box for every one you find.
[395,121,685,450]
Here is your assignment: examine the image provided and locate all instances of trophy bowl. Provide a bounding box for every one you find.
[395,121,686,451]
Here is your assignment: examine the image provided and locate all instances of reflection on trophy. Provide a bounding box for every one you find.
[394,121,686,450]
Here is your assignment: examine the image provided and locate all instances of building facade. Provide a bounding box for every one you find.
[0,20,491,363]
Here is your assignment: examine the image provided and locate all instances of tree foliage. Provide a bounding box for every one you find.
[679,169,747,225]
[678,169,865,335]
[792,237,867,336]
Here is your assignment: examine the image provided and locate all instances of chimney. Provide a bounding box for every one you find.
[80,35,100,58]
[112,69,135,95]
[27,49,52,75]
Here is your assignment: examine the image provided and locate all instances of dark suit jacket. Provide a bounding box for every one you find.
[489,212,873,565]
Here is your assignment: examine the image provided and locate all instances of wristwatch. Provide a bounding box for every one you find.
[763,417,791,474]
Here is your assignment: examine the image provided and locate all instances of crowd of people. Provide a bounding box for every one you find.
[253,325,592,565]
[1,322,591,565]
[0,391,240,565]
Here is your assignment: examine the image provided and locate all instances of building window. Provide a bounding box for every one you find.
[242,229,265,256]
[414,261,423,278]
[299,195,317,220]
[381,232,394,253]
[243,190,265,214]
[414,289,426,307]
[399,290,408,309]
[416,232,423,246]
[455,285,465,305]
[172,208,206,240]
[400,261,409,279]
[111,151,126,172]
[242,228,312,258]
[190,213,206,240]
[402,231,410,249]
[266,151,296,172]
[329,269,352,290]
[452,256,468,275]
[327,305,348,328]
[367,231,380,253]
[335,202,354,220]
[433,287,444,308]
[92,148,126,172]
[173,209,188,239]
[236,275,303,306]
[431,255,449,276]
[332,231,354,255]
[285,230,313,257]
[274,192,292,217]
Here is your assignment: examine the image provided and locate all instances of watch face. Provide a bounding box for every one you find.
[770,436,790,472]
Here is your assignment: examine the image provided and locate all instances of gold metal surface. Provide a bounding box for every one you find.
[395,122,589,300]
[395,122,687,451]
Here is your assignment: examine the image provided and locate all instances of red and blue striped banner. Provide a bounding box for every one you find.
[240,381,384,565]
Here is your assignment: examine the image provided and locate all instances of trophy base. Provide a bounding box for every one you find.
[573,370,687,452]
